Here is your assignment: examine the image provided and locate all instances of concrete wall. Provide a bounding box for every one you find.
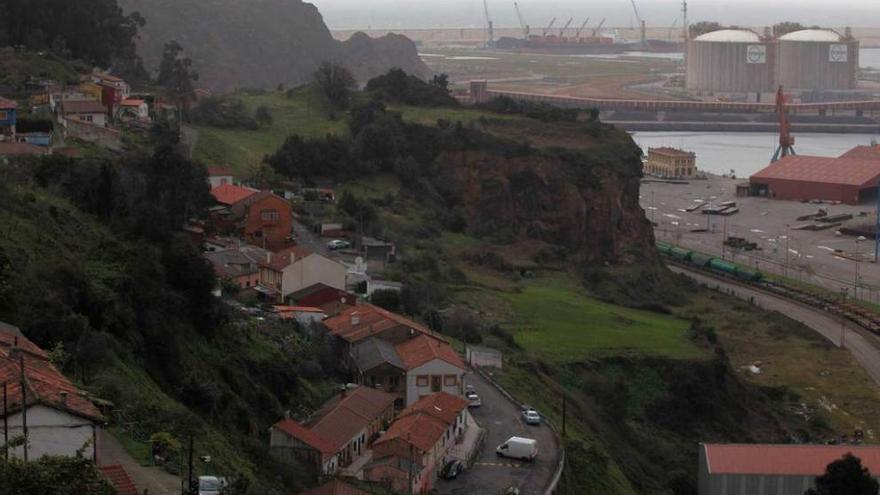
[63,118,122,150]
[405,360,464,406]
[281,254,347,299]
[6,405,98,461]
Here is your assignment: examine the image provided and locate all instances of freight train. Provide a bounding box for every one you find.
[656,241,764,282]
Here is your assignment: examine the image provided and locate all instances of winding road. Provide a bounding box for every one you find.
[670,265,880,386]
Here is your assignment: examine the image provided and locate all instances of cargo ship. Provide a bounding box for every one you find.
[496,35,682,55]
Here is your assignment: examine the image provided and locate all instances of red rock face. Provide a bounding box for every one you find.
[442,148,654,265]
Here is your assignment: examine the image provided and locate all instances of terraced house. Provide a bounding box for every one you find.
[366,393,469,494]
[269,386,396,475]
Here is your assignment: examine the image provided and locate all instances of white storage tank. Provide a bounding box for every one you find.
[776,29,858,90]
[686,29,775,93]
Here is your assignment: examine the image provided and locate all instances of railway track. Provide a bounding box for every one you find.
[664,258,880,335]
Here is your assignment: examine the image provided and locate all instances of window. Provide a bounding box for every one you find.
[85,115,93,122]
[0,111,6,120]
[261,209,280,222]
[416,375,429,387]
[444,375,457,387]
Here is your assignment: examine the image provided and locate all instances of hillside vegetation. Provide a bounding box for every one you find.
[181,76,880,494]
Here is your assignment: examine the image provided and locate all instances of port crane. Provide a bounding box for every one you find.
[483,0,495,49]
[772,86,796,162]
[573,17,591,39]
[667,18,678,41]
[542,17,557,38]
[559,17,574,38]
[591,18,606,37]
[628,0,646,46]
[514,2,530,39]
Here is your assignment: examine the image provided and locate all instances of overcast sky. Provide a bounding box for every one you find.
[309,0,880,31]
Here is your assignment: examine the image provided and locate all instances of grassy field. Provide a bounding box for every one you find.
[191,89,347,175]
[502,274,701,361]
[680,292,880,439]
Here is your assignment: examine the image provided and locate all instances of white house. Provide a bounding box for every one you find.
[207,166,234,189]
[60,100,108,127]
[117,99,149,122]
[0,322,105,461]
[260,247,347,302]
[396,335,466,406]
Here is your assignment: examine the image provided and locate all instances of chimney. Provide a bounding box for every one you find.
[8,335,20,360]
[351,312,360,327]
[283,410,291,419]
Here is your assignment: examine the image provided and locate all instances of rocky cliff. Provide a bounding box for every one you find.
[442,131,653,265]
[118,0,430,93]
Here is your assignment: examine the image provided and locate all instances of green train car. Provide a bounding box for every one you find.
[655,241,763,283]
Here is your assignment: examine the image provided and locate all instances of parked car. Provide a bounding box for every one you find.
[327,239,351,250]
[198,476,228,495]
[503,487,520,495]
[496,436,538,461]
[466,391,481,408]
[440,459,464,480]
[465,384,475,394]
[521,409,541,425]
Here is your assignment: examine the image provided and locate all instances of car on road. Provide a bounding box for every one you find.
[521,408,541,425]
[327,239,351,250]
[466,391,481,408]
[439,459,464,480]
[198,476,228,495]
[496,436,538,461]
[465,384,475,394]
[503,487,520,495]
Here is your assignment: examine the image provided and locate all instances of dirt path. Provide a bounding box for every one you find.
[100,431,181,495]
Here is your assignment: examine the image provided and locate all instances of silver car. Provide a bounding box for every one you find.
[521,409,541,425]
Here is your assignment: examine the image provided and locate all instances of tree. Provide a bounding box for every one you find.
[157,41,199,109]
[255,105,273,127]
[312,62,356,111]
[805,454,880,495]
[0,454,116,495]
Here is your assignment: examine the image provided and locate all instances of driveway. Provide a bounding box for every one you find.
[437,371,560,495]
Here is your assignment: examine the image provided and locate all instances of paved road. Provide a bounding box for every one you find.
[100,431,181,495]
[671,265,880,386]
[437,371,559,495]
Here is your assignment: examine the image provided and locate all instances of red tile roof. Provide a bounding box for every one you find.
[210,183,258,205]
[373,412,447,453]
[395,335,465,370]
[750,155,880,187]
[0,142,48,157]
[399,392,468,426]
[0,324,104,422]
[0,97,16,110]
[274,386,395,458]
[207,165,234,177]
[61,100,107,115]
[307,387,395,451]
[299,479,369,495]
[98,465,139,495]
[273,418,337,459]
[259,245,314,272]
[119,99,145,107]
[703,444,880,476]
[841,145,880,160]
[324,304,443,344]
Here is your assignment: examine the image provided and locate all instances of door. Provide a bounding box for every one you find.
[431,376,442,392]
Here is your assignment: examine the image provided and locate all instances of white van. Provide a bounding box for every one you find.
[496,436,538,461]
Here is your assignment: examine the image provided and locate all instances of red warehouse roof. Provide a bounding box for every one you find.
[841,145,880,161]
[703,444,880,476]
[751,155,880,187]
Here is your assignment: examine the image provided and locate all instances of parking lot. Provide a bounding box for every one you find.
[437,371,560,495]
[641,175,880,302]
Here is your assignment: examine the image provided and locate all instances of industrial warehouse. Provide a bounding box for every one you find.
[687,27,859,95]
[749,152,880,204]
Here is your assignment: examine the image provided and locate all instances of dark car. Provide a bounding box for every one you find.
[440,459,464,480]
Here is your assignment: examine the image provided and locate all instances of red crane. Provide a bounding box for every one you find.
[772,86,796,162]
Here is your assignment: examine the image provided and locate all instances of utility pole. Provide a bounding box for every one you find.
[187,435,194,495]
[3,382,7,461]
[561,393,566,436]
[19,355,27,462]
[408,439,414,495]
[650,190,655,225]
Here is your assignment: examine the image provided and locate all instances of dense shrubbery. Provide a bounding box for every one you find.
[481,95,587,123]
[189,96,259,129]
[366,69,459,107]
[0,454,115,495]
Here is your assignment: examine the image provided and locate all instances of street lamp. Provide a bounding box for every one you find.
[855,236,867,300]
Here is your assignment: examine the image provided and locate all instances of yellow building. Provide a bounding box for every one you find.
[644,147,697,178]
